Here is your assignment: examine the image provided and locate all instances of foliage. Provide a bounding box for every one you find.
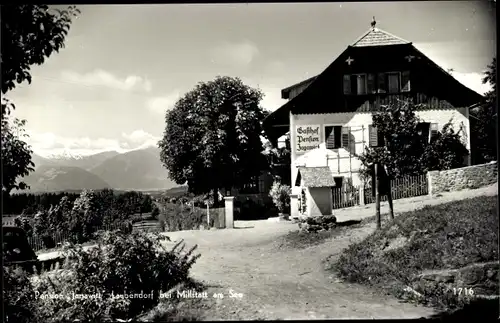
[3,266,39,323]
[269,181,291,214]
[422,122,470,171]
[157,202,208,232]
[359,99,469,179]
[32,230,201,322]
[1,5,80,95]
[331,195,498,310]
[358,100,428,179]
[1,116,35,194]
[264,133,291,185]
[4,192,80,215]
[158,76,269,206]
[14,215,33,237]
[1,5,80,196]
[471,57,497,163]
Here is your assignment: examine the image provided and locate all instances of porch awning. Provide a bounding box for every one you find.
[295,166,336,188]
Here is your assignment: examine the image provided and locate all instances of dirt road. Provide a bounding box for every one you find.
[35,185,496,319]
[160,184,497,320]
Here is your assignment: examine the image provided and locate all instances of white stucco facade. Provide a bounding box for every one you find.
[290,108,471,195]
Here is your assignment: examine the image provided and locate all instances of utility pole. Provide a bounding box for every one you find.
[375,163,381,230]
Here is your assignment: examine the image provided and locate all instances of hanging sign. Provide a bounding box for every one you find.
[295,125,321,154]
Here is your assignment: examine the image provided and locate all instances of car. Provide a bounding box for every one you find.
[3,225,41,274]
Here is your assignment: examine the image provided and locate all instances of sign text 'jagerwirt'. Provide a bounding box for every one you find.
[295,125,321,154]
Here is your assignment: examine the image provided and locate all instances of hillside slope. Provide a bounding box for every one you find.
[19,165,111,192]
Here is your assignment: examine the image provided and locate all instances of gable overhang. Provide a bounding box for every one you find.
[281,75,318,99]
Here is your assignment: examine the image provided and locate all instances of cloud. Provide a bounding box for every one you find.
[121,130,161,149]
[27,130,161,157]
[210,40,260,67]
[146,90,182,114]
[60,69,152,93]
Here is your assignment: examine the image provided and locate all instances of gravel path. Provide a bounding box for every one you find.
[159,184,497,320]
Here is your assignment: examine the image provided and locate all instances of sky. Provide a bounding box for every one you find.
[7,1,497,157]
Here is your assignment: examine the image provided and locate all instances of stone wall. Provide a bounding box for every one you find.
[429,161,498,195]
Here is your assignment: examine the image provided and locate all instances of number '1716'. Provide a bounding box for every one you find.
[453,287,474,296]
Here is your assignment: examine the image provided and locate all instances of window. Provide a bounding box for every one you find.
[344,72,409,95]
[368,125,385,147]
[325,126,342,149]
[387,72,400,93]
[430,123,439,142]
[401,71,411,92]
[343,74,367,95]
[367,73,376,94]
[377,73,387,93]
[258,177,265,193]
[343,75,351,94]
[356,74,367,95]
[326,126,353,150]
[417,122,430,142]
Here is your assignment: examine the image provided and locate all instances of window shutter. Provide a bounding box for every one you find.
[325,126,335,149]
[377,73,386,93]
[341,127,350,148]
[367,73,376,94]
[401,71,410,92]
[343,75,351,94]
[369,125,378,147]
[430,123,439,142]
[334,126,342,148]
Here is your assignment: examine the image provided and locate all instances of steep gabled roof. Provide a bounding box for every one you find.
[351,27,411,47]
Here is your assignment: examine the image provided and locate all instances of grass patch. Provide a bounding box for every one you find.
[278,220,363,249]
[330,195,499,312]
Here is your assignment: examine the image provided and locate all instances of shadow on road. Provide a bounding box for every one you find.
[234,226,255,229]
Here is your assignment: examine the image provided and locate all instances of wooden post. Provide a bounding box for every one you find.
[375,163,381,230]
[387,173,394,220]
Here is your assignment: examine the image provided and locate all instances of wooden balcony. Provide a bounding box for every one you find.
[343,92,455,112]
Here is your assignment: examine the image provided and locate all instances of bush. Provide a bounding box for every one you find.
[157,202,207,232]
[3,266,39,323]
[269,181,291,214]
[32,230,201,322]
[332,195,498,310]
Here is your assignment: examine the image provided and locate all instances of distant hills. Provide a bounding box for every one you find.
[21,165,112,192]
[19,147,180,193]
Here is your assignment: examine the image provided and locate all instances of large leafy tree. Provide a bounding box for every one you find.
[471,57,497,163]
[359,99,469,179]
[1,5,80,194]
[159,76,268,206]
[359,100,428,179]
